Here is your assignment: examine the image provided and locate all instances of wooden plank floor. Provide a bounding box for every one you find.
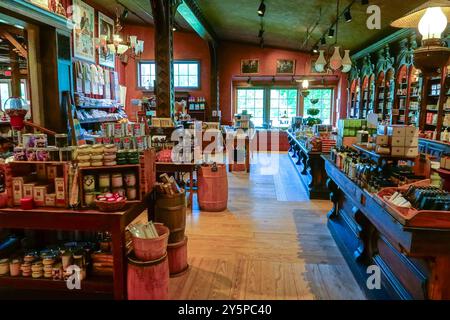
[167,152,365,300]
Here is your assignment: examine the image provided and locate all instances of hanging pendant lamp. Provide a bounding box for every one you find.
[315,50,327,72]
[330,47,343,70]
[341,50,352,73]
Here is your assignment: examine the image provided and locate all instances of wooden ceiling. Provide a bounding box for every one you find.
[87,0,428,53]
[195,0,427,52]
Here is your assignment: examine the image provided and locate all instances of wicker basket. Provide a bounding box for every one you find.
[95,198,127,212]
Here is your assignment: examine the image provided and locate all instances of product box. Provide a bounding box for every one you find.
[391,147,406,157]
[12,178,24,205]
[33,184,53,206]
[405,126,419,137]
[23,182,38,199]
[375,135,389,145]
[36,164,46,181]
[391,136,406,147]
[45,193,56,207]
[387,125,406,137]
[404,136,419,147]
[405,147,419,158]
[55,178,66,207]
[46,165,58,181]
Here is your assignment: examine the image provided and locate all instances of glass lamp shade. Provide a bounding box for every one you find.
[2,97,29,112]
[137,40,144,54]
[330,47,343,70]
[129,35,137,48]
[113,34,122,46]
[117,44,129,55]
[315,50,326,72]
[302,79,309,89]
[341,50,352,73]
[107,44,116,55]
[418,7,447,40]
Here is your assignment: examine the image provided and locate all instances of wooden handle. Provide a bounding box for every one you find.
[23,121,57,136]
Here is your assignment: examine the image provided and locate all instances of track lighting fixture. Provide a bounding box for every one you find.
[313,45,319,53]
[328,28,335,38]
[258,0,266,17]
[258,29,264,38]
[344,8,352,23]
[320,37,326,45]
[361,0,369,5]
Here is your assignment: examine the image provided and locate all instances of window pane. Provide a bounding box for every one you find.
[269,89,297,128]
[0,83,10,110]
[139,62,156,87]
[174,62,199,88]
[236,88,265,128]
[303,89,333,125]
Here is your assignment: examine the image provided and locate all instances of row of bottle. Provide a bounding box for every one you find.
[330,147,395,193]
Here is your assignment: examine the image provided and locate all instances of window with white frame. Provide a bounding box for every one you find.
[138,61,200,89]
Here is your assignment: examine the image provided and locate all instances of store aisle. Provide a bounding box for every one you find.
[169,152,365,300]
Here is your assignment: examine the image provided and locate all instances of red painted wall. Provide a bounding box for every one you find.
[120,25,211,120]
[218,41,313,124]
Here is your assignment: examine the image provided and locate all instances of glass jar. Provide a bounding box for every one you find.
[47,146,60,161]
[9,259,21,277]
[84,193,96,207]
[124,172,136,187]
[59,147,74,162]
[0,258,9,276]
[111,173,123,188]
[99,173,110,189]
[55,133,68,148]
[26,148,37,161]
[126,187,137,200]
[13,147,26,161]
[36,148,50,161]
[83,175,96,192]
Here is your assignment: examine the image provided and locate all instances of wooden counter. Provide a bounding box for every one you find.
[323,155,450,300]
[287,131,329,199]
[0,203,147,300]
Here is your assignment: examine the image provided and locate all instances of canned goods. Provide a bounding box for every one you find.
[36,148,50,161]
[13,147,26,161]
[124,172,136,187]
[99,173,110,188]
[83,175,96,192]
[111,173,123,188]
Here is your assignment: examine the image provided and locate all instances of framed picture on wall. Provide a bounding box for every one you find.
[98,12,115,68]
[241,59,259,74]
[276,59,295,74]
[72,0,96,63]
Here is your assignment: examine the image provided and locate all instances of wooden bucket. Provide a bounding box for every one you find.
[132,224,169,262]
[127,252,169,300]
[155,191,186,243]
[198,164,228,211]
[167,236,188,277]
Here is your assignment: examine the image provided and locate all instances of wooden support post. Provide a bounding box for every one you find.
[9,47,21,98]
[209,41,219,122]
[150,0,177,119]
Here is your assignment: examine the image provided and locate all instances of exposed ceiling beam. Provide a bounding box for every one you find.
[177,0,218,43]
[0,31,27,59]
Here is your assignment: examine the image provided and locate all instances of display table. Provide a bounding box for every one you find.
[223,128,255,173]
[323,155,450,300]
[286,131,328,199]
[0,202,147,300]
[156,162,196,208]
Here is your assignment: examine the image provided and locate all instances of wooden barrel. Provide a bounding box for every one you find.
[198,164,228,211]
[155,191,186,243]
[167,236,188,277]
[127,252,169,300]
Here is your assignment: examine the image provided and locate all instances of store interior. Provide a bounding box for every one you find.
[0,0,449,301]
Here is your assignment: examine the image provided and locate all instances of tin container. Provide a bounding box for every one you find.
[36,148,50,161]
[113,137,122,149]
[114,123,123,137]
[26,148,37,161]
[9,259,21,277]
[22,134,36,148]
[85,193,96,207]
[126,187,137,200]
[111,173,123,188]
[0,258,9,276]
[123,137,132,149]
[13,147,26,161]
[83,175,96,192]
[35,134,48,148]
[99,173,110,188]
[124,172,137,187]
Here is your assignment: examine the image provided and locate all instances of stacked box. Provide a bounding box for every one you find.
[55,178,66,207]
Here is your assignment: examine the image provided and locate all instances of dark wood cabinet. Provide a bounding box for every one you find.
[323,155,450,300]
[287,131,329,200]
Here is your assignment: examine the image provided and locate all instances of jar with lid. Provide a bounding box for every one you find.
[126,187,137,200]
[99,173,111,192]
[111,173,123,188]
[54,133,68,148]
[0,258,9,276]
[13,147,26,161]
[47,146,60,161]
[124,172,136,187]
